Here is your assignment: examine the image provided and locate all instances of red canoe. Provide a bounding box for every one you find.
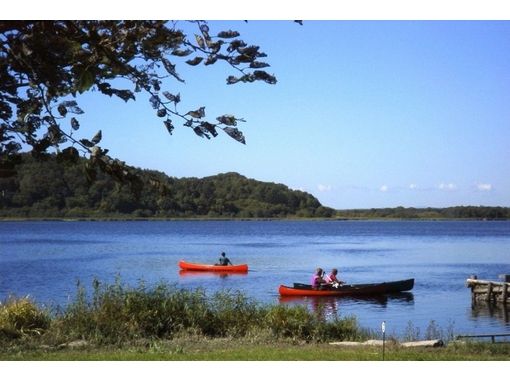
[178,260,249,273]
[278,278,414,297]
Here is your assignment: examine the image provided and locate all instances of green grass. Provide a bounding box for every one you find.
[2,279,510,361]
[1,280,367,351]
[2,339,510,361]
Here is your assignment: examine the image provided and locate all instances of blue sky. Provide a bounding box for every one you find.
[72,20,510,209]
[4,4,508,209]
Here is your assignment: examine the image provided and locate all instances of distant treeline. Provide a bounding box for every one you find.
[0,155,507,220]
[336,206,510,220]
[0,154,334,219]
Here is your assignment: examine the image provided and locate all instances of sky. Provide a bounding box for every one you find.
[6,4,510,210]
[71,20,510,210]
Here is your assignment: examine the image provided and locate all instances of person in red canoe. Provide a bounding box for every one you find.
[311,268,327,288]
[324,268,345,288]
[215,252,233,266]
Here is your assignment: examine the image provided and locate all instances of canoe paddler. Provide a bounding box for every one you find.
[311,268,327,288]
[216,252,233,266]
[325,268,345,288]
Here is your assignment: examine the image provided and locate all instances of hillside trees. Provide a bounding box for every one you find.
[0,154,333,218]
[0,21,277,184]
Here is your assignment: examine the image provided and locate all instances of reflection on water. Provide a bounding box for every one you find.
[178,270,248,279]
[470,302,510,326]
[279,292,415,320]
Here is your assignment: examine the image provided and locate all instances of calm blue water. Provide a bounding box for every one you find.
[1,220,509,339]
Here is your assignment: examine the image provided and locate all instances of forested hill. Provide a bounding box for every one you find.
[336,206,510,220]
[0,155,335,219]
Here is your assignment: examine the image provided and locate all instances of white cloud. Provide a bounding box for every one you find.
[317,184,332,192]
[379,185,388,192]
[438,183,457,191]
[409,183,417,190]
[477,183,492,191]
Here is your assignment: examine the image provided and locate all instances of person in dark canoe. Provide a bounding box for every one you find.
[311,268,327,288]
[325,268,345,288]
[216,252,233,266]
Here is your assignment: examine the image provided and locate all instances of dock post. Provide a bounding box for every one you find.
[502,283,508,305]
[469,275,477,304]
[486,282,493,303]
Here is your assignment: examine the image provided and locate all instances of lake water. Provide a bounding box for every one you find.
[1,220,509,339]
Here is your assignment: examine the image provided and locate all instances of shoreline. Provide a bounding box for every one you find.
[1,216,508,222]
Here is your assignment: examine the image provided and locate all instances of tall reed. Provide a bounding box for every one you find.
[2,279,365,345]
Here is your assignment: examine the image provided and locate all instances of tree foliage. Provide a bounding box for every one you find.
[336,206,510,220]
[0,154,334,219]
[0,21,276,181]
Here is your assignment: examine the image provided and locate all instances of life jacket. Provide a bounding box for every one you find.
[311,275,322,287]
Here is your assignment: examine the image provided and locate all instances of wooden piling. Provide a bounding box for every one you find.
[487,282,493,302]
[502,283,508,305]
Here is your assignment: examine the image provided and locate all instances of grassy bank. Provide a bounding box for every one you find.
[2,337,510,360]
[0,279,365,355]
[1,279,509,361]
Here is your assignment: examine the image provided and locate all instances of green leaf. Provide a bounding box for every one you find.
[70,117,80,130]
[186,107,205,119]
[149,95,160,109]
[164,119,174,135]
[172,48,193,57]
[60,101,78,107]
[253,70,277,84]
[249,61,270,69]
[207,41,223,53]
[162,91,180,104]
[151,79,161,92]
[162,58,184,83]
[71,105,84,114]
[216,115,237,126]
[195,34,206,49]
[217,30,240,39]
[112,89,135,102]
[91,130,102,145]
[57,104,67,117]
[77,70,95,94]
[227,39,247,53]
[185,56,204,66]
[61,101,84,115]
[205,55,218,65]
[80,139,95,148]
[223,127,246,144]
[157,108,167,117]
[201,121,218,137]
[226,76,239,85]
[193,126,210,139]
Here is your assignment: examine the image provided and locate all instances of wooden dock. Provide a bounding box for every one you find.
[466,275,510,304]
[456,333,510,343]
